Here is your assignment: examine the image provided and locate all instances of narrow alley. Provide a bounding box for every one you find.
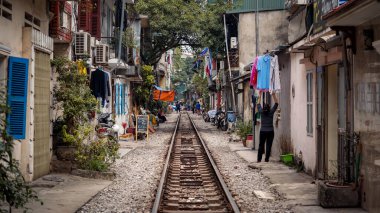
[1,0,380,213]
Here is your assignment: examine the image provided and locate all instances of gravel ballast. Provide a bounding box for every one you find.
[190,114,292,212]
[78,113,178,213]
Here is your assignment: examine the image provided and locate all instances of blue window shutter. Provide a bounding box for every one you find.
[115,83,119,115]
[121,84,125,114]
[7,57,29,139]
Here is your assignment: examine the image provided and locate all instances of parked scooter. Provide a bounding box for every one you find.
[202,109,210,122]
[96,113,119,139]
[215,110,228,131]
[208,109,217,124]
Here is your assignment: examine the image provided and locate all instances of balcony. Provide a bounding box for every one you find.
[114,65,142,82]
[49,1,72,43]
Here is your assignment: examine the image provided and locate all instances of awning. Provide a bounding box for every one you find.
[153,89,175,102]
[323,0,380,26]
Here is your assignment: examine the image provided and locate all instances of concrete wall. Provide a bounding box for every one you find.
[353,16,380,212]
[290,52,316,174]
[238,11,288,69]
[0,0,51,181]
[0,0,49,56]
[237,10,288,123]
[272,53,291,159]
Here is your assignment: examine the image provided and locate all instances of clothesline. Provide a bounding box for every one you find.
[249,53,281,93]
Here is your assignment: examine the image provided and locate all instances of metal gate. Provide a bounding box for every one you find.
[33,51,51,179]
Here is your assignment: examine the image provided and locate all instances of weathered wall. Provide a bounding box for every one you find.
[290,52,316,174]
[0,0,49,56]
[272,53,291,159]
[354,16,380,212]
[0,0,51,181]
[238,11,288,69]
[238,9,288,132]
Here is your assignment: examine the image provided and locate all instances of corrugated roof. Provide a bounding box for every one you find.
[208,0,285,13]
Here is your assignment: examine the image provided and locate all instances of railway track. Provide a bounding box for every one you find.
[152,113,240,213]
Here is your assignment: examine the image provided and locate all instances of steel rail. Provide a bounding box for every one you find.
[151,114,181,213]
[188,113,240,213]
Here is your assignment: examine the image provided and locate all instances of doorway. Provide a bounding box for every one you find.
[33,50,51,179]
[316,64,344,179]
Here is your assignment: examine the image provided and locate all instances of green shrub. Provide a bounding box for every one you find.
[76,137,120,172]
[236,120,253,142]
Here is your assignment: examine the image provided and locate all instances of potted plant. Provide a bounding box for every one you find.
[279,134,294,165]
[236,121,252,147]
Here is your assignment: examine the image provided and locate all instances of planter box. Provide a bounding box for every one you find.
[280,154,293,165]
[56,145,76,161]
[318,181,359,208]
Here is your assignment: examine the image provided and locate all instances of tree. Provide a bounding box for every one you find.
[135,0,233,65]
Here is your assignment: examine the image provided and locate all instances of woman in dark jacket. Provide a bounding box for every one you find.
[257,92,279,162]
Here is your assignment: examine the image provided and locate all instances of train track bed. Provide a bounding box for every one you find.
[153,113,239,213]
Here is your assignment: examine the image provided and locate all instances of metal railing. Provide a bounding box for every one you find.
[338,129,360,184]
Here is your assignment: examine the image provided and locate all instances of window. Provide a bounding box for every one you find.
[24,12,41,30]
[0,0,12,21]
[307,71,313,136]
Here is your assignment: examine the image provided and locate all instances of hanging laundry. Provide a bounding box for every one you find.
[250,56,258,88]
[90,68,111,106]
[270,55,281,92]
[256,55,271,91]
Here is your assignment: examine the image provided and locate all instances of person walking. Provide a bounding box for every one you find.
[176,102,181,113]
[257,91,278,162]
[195,102,201,115]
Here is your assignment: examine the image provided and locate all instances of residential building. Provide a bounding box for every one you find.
[323,0,380,211]
[0,0,54,181]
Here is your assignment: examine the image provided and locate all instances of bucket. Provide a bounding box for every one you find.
[246,134,253,148]
[280,154,294,165]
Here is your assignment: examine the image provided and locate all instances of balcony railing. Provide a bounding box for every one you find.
[32,28,54,51]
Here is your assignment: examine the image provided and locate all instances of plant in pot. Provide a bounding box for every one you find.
[51,57,97,161]
[236,121,252,147]
[279,134,294,166]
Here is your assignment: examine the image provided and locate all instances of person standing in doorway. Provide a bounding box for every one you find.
[257,91,278,162]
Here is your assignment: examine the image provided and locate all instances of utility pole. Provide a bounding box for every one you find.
[223,14,236,113]
[117,0,126,66]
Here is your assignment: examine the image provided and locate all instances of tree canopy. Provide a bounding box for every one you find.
[135,0,232,65]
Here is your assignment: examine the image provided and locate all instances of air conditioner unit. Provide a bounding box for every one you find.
[95,44,109,64]
[75,31,91,55]
[231,37,238,49]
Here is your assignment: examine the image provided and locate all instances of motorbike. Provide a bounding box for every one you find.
[95,113,119,139]
[215,110,228,131]
[207,109,217,124]
[202,109,210,122]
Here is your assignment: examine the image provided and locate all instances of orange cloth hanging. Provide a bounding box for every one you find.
[153,89,175,102]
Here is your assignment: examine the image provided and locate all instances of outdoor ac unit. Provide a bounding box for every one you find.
[231,37,238,49]
[75,31,91,55]
[95,44,109,64]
